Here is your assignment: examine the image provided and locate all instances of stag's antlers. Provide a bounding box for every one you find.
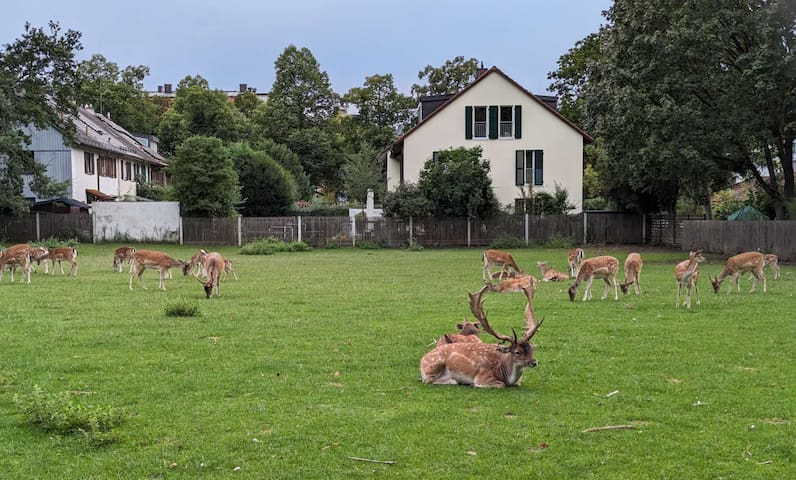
[468,284,543,347]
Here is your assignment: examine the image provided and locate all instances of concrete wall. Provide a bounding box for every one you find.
[92,202,180,242]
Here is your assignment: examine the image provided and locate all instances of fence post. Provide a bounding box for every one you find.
[524,213,529,246]
[351,215,357,247]
[642,214,647,244]
[237,216,242,247]
[35,212,41,242]
[297,216,302,243]
[467,217,471,247]
[179,217,184,245]
[582,211,588,244]
[409,216,413,247]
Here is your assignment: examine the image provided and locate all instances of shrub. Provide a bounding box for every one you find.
[240,237,311,255]
[36,237,79,249]
[490,236,527,249]
[164,300,200,317]
[544,233,576,249]
[356,240,384,249]
[404,238,424,251]
[14,385,128,446]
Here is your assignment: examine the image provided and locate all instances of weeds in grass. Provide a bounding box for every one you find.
[240,237,312,255]
[356,240,384,249]
[35,237,80,249]
[164,299,200,317]
[14,385,128,446]
[544,233,575,248]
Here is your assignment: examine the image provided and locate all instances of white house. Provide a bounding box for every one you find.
[386,66,592,213]
[22,105,168,204]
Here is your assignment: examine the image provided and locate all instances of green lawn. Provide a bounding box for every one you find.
[0,244,793,479]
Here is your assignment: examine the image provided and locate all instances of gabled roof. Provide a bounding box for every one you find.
[72,106,167,167]
[390,66,592,156]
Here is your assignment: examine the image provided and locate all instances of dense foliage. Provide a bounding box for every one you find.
[169,135,239,217]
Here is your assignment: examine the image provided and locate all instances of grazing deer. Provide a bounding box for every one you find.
[487,273,538,293]
[567,255,620,301]
[28,246,50,274]
[536,261,569,282]
[189,249,208,277]
[420,284,543,387]
[711,251,766,294]
[193,252,225,298]
[112,246,136,273]
[619,253,643,295]
[129,250,191,291]
[763,254,780,279]
[435,321,482,347]
[675,250,705,309]
[223,258,239,281]
[48,247,78,276]
[0,249,31,284]
[482,249,522,282]
[568,247,585,277]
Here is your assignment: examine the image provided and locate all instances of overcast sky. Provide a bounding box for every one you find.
[2,0,611,96]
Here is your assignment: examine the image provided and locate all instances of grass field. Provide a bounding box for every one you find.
[0,244,793,479]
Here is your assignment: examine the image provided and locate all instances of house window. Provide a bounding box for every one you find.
[473,106,487,138]
[84,152,95,175]
[432,151,439,163]
[124,162,132,181]
[98,156,117,178]
[514,150,544,186]
[499,106,513,138]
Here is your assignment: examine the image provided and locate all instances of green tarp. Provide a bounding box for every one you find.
[727,205,769,221]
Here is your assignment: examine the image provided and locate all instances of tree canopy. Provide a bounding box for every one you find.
[411,56,480,97]
[228,143,295,216]
[169,135,239,217]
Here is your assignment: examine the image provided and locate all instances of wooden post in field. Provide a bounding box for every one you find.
[525,213,529,246]
[179,217,183,245]
[35,212,41,242]
[352,215,357,247]
[467,217,471,247]
[297,216,302,243]
[237,216,242,247]
[409,216,413,247]
[583,211,588,244]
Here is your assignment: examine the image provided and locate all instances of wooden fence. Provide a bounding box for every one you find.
[681,220,796,261]
[0,212,92,243]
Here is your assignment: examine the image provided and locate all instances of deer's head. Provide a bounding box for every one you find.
[456,321,480,336]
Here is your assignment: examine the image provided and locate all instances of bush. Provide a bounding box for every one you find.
[36,237,79,249]
[544,233,576,249]
[164,300,200,317]
[14,385,128,446]
[356,240,384,249]
[490,236,527,249]
[240,237,311,255]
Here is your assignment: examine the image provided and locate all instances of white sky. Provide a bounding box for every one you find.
[1,0,611,96]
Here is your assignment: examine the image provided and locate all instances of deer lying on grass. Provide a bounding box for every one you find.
[435,321,482,347]
[711,251,766,294]
[112,246,136,273]
[193,252,225,298]
[48,247,78,276]
[763,254,780,280]
[536,261,569,282]
[482,249,522,282]
[420,284,543,388]
[0,249,31,284]
[568,255,620,301]
[675,250,705,309]
[129,250,191,291]
[487,273,537,293]
[619,253,643,295]
[568,247,585,277]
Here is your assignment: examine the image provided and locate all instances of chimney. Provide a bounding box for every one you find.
[239,83,247,93]
[157,85,163,93]
[475,61,488,79]
[164,83,172,94]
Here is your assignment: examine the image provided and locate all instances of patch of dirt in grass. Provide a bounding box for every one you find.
[528,442,549,454]
[737,366,759,372]
[762,418,789,425]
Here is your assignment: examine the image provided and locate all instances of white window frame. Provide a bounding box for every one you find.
[499,106,513,138]
[473,106,487,139]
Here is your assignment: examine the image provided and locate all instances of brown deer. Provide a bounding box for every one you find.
[536,261,569,282]
[129,250,191,291]
[0,249,31,284]
[568,247,585,277]
[763,254,780,280]
[710,251,766,294]
[487,273,537,293]
[48,247,78,276]
[189,249,208,277]
[619,253,643,295]
[420,284,543,388]
[482,249,522,282]
[567,255,620,301]
[435,321,482,347]
[223,258,239,281]
[28,246,50,274]
[193,252,225,298]
[112,246,136,273]
[675,250,705,309]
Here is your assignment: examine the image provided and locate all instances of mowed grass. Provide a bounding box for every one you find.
[0,244,793,479]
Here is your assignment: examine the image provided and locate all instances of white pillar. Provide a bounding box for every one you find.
[237,216,242,247]
[297,216,302,243]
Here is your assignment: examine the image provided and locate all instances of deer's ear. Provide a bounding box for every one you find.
[456,323,463,329]
[474,322,480,328]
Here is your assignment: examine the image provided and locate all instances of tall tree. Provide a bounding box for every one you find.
[343,74,415,129]
[76,54,159,133]
[169,135,239,217]
[411,56,480,97]
[227,143,296,216]
[0,22,81,215]
[250,138,311,200]
[341,143,384,204]
[269,45,340,128]
[285,127,343,193]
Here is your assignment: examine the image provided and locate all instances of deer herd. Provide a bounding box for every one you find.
[0,242,237,299]
[421,246,784,388]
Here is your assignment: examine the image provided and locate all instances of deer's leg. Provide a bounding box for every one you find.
[676,283,682,308]
[694,280,700,305]
[635,273,641,295]
[583,277,593,301]
[24,265,31,284]
[138,266,148,290]
[159,268,167,290]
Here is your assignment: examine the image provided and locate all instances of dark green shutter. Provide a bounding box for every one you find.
[488,105,498,139]
[534,150,544,185]
[514,105,522,139]
[465,106,473,139]
[515,150,524,186]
